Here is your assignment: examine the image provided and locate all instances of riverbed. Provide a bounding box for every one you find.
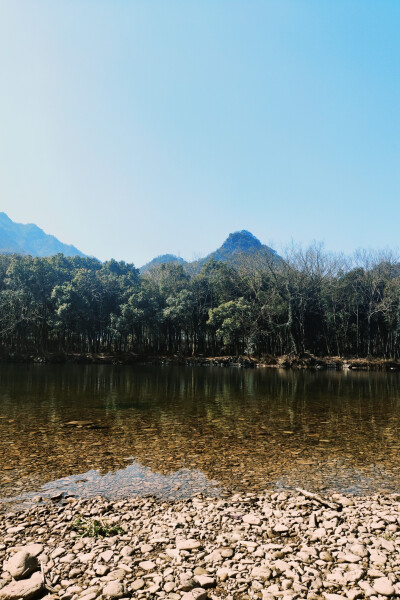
[1,365,400,505]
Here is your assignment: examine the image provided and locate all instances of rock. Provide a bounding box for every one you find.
[181,589,208,600]
[274,523,289,534]
[102,580,124,599]
[131,578,145,591]
[373,578,395,596]
[369,551,386,565]
[243,514,261,526]
[95,564,109,576]
[358,580,376,596]
[320,551,333,562]
[193,567,208,576]
[350,544,368,558]
[251,566,272,581]
[51,547,65,559]
[138,560,156,571]
[120,546,134,557]
[166,548,181,561]
[176,539,201,551]
[193,575,215,588]
[340,497,354,506]
[4,550,39,580]
[179,578,196,592]
[346,590,363,600]
[100,550,114,563]
[1,490,400,600]
[216,568,230,581]
[311,527,326,541]
[339,552,361,563]
[0,572,44,600]
[79,552,95,564]
[24,545,43,558]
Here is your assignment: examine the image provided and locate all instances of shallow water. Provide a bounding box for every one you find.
[1,364,400,502]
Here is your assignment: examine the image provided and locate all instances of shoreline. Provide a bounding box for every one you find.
[1,352,400,372]
[0,489,399,599]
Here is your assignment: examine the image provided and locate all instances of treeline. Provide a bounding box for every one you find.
[1,245,400,359]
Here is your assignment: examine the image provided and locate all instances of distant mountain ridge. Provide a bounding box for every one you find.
[140,230,279,273]
[0,212,85,258]
[140,254,186,272]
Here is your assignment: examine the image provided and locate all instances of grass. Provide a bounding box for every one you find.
[71,515,124,538]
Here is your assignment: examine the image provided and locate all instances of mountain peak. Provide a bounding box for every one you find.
[0,213,86,258]
[0,212,13,224]
[220,230,263,253]
[140,230,279,272]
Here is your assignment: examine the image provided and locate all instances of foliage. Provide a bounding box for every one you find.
[71,515,124,538]
[1,246,400,358]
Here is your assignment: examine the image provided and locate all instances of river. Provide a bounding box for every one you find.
[1,364,400,503]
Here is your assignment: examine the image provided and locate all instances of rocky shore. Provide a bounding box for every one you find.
[2,351,400,371]
[1,490,400,600]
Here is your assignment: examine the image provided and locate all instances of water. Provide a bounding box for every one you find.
[1,364,400,503]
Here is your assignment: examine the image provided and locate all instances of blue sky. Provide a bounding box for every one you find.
[0,1,399,266]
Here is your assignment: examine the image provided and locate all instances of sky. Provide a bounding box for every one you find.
[0,1,399,266]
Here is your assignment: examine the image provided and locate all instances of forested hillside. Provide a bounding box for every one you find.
[0,245,400,360]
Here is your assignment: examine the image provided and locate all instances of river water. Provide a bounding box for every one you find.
[1,364,400,503]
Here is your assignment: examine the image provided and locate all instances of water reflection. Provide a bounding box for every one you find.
[1,364,400,500]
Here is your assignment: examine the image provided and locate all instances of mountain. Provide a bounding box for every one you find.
[140,230,279,273]
[203,230,278,265]
[0,212,86,258]
[140,254,186,273]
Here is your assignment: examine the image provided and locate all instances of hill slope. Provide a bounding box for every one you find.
[200,230,278,267]
[140,254,186,274]
[141,230,279,273]
[0,212,86,257]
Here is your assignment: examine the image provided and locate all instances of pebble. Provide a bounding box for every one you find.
[102,580,125,599]
[181,588,207,600]
[138,560,156,571]
[373,578,395,596]
[176,539,201,551]
[193,575,215,588]
[0,491,399,600]
[131,578,145,591]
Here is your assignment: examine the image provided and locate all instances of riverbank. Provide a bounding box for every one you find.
[1,490,399,600]
[1,351,400,371]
